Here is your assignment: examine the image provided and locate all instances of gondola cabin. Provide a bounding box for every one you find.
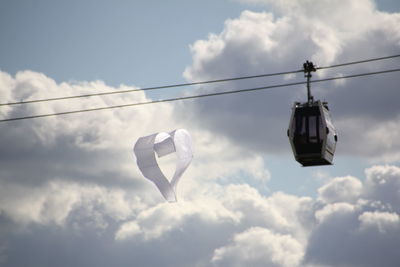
[287,100,337,166]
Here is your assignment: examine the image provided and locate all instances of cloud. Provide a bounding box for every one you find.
[211,227,304,267]
[101,184,314,267]
[317,176,363,204]
[304,165,400,267]
[358,211,399,233]
[0,179,145,227]
[111,165,400,267]
[181,0,400,161]
[115,199,239,241]
[364,165,400,212]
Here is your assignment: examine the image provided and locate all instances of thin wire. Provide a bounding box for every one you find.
[1,68,399,123]
[1,53,399,107]
[0,69,304,106]
[317,54,400,70]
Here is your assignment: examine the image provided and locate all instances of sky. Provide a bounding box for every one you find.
[0,0,400,266]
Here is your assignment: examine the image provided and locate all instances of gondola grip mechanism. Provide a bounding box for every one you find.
[303,61,316,104]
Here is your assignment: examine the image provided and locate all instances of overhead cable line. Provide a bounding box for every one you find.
[1,68,399,123]
[0,69,304,106]
[317,54,400,70]
[1,54,399,107]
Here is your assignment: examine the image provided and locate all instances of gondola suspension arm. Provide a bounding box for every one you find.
[303,61,316,104]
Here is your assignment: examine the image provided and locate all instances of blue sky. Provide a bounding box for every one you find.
[1,1,400,266]
[0,0,261,87]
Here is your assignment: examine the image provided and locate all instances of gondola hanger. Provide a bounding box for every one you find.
[303,60,316,104]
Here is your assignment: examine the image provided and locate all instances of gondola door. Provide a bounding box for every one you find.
[321,105,337,163]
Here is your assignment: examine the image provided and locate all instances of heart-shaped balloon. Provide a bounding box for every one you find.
[133,129,193,202]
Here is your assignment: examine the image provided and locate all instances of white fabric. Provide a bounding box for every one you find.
[133,129,193,202]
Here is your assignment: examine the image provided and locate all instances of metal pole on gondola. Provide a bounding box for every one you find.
[303,61,316,104]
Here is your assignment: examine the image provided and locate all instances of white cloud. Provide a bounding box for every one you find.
[364,165,400,212]
[115,199,240,241]
[359,211,400,233]
[212,227,304,267]
[305,165,400,267]
[314,202,356,223]
[115,221,141,241]
[220,185,313,241]
[318,176,363,204]
[0,179,144,227]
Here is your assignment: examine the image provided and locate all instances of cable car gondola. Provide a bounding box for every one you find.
[287,61,338,166]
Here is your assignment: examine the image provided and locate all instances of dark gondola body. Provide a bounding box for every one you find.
[288,100,337,166]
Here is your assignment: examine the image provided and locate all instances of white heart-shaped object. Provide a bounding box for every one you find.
[133,129,193,202]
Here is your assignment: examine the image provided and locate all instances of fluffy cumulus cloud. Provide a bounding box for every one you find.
[1,1,400,267]
[212,227,304,267]
[305,166,400,267]
[181,0,400,161]
[317,176,363,204]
